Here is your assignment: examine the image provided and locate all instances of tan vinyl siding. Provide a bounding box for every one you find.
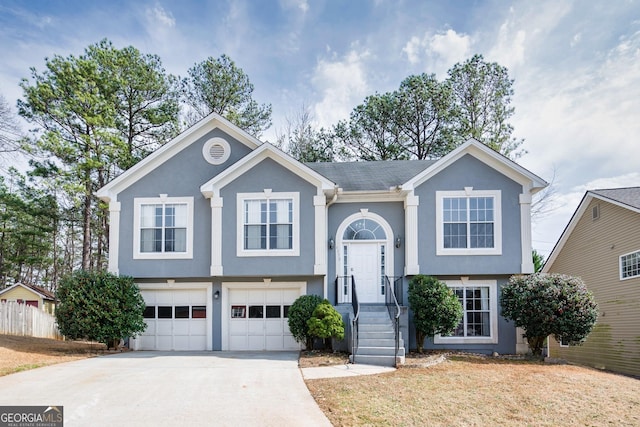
[0,287,43,306]
[547,198,640,377]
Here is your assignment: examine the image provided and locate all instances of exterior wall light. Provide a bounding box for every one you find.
[395,236,402,248]
[328,238,335,250]
[214,290,220,299]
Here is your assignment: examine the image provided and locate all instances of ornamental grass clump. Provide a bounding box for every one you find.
[500,273,598,357]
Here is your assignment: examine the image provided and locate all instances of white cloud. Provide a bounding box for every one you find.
[402,29,471,77]
[311,48,370,128]
[279,0,309,13]
[147,5,175,28]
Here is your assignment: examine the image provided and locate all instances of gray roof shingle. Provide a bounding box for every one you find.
[590,187,640,210]
[305,160,436,191]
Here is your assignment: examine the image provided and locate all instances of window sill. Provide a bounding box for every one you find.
[434,336,497,345]
[133,252,193,260]
[437,248,502,256]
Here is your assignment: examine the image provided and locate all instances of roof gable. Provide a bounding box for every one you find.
[402,139,548,192]
[543,187,640,271]
[200,143,335,197]
[306,160,435,192]
[0,283,55,301]
[97,113,262,201]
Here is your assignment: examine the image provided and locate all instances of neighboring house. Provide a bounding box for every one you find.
[96,113,546,362]
[0,283,57,315]
[543,187,640,377]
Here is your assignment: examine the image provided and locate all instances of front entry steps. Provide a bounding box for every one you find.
[350,305,405,367]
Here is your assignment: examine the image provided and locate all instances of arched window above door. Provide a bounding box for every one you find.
[343,218,386,240]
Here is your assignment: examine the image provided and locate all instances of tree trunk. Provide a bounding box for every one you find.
[527,336,546,358]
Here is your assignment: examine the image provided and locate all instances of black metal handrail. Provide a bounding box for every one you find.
[350,275,360,360]
[385,275,401,367]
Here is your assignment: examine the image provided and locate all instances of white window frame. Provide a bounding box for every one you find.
[133,196,194,259]
[436,189,502,256]
[237,191,300,257]
[434,279,498,344]
[620,249,640,280]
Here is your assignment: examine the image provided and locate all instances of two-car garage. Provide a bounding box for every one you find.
[132,282,304,352]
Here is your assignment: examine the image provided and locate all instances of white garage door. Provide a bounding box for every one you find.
[137,289,208,351]
[228,287,300,351]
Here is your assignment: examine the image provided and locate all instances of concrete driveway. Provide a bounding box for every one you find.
[0,351,332,427]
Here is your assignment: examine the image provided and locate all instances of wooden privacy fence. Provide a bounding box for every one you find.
[0,301,62,339]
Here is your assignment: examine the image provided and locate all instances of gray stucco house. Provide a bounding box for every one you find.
[96,113,547,364]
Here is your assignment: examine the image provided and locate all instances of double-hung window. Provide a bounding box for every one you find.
[237,191,299,256]
[620,250,640,280]
[133,196,194,259]
[434,279,498,344]
[436,189,502,255]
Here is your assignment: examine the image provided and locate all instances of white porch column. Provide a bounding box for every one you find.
[404,192,420,275]
[210,194,224,276]
[520,190,534,273]
[313,194,327,275]
[108,200,120,274]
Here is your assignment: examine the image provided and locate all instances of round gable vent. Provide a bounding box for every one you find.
[203,137,231,165]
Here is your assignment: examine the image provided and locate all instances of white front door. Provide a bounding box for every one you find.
[349,243,384,303]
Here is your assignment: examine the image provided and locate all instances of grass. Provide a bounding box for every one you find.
[0,334,106,377]
[305,354,640,426]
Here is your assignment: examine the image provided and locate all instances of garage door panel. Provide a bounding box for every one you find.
[138,288,208,351]
[228,286,302,351]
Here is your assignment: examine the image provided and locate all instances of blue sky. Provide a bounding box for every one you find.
[1,0,639,257]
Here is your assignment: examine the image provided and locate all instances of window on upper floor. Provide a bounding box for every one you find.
[434,280,498,345]
[620,250,640,280]
[436,189,502,255]
[133,196,194,259]
[237,191,299,256]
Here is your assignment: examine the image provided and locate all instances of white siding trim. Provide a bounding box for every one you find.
[314,194,327,275]
[236,191,300,257]
[132,196,194,260]
[404,192,420,275]
[108,200,121,274]
[210,195,224,276]
[434,279,498,345]
[520,190,534,273]
[435,189,502,256]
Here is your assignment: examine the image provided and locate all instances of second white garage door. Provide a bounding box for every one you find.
[227,287,301,351]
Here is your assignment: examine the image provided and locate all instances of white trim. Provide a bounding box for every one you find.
[519,190,534,273]
[402,139,548,194]
[236,191,300,257]
[108,200,121,274]
[133,282,213,351]
[220,281,307,350]
[200,143,335,196]
[620,249,640,280]
[313,194,327,275]
[435,189,502,256]
[210,195,224,276]
[544,192,640,272]
[133,196,194,259]
[0,283,54,301]
[202,137,231,165]
[335,211,395,304]
[434,279,498,345]
[97,113,261,202]
[404,192,420,275]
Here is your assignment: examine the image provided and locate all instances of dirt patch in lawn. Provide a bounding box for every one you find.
[306,354,640,426]
[298,350,350,368]
[0,334,108,376]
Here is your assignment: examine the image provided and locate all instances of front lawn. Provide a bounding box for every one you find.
[305,355,640,426]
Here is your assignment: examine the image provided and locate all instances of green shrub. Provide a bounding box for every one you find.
[408,275,463,353]
[287,294,324,349]
[500,273,598,356]
[307,299,345,350]
[55,270,146,348]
